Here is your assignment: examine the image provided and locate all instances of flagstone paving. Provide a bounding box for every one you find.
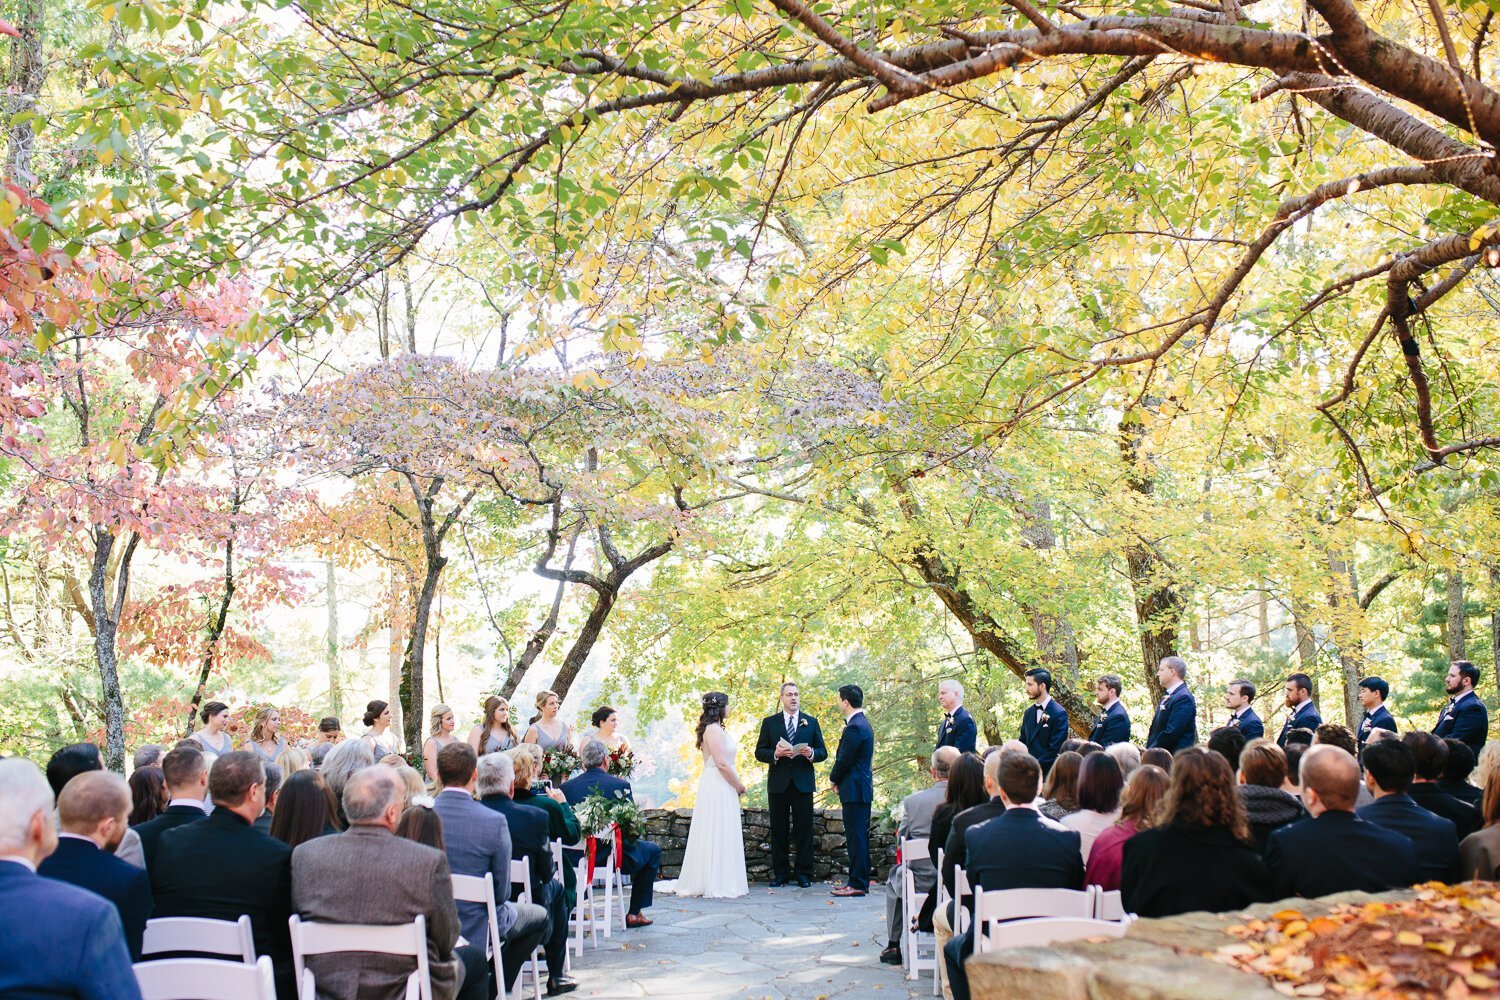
[569,884,929,999]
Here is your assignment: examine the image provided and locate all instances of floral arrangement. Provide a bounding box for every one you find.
[606,745,636,778]
[402,748,426,771]
[541,743,580,782]
[574,787,645,844]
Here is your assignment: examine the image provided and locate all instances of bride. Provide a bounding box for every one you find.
[664,691,749,899]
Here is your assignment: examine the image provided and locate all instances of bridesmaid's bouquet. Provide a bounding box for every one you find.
[542,744,580,783]
[606,745,636,778]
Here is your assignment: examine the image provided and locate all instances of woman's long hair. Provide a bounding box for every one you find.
[270,770,342,848]
[128,766,167,826]
[1042,751,1083,812]
[396,805,445,850]
[695,692,729,749]
[1482,763,1500,829]
[1156,747,1250,841]
[945,754,988,813]
[250,706,278,744]
[482,696,519,746]
[428,703,453,737]
[1119,765,1170,830]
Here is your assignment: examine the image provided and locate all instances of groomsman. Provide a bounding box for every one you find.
[1225,680,1264,740]
[829,685,875,898]
[1019,669,1069,774]
[1279,673,1323,747]
[1357,676,1399,753]
[1434,660,1489,757]
[934,680,978,753]
[1089,675,1130,747]
[753,683,828,888]
[1145,656,1197,752]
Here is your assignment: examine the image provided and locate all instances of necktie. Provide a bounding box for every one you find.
[786,715,795,740]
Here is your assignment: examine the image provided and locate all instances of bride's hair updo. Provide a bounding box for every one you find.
[695,692,729,749]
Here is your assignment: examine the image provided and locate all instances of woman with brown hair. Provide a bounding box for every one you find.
[1120,748,1271,917]
[269,770,342,849]
[1460,764,1500,878]
[1236,739,1305,851]
[1038,751,1083,820]
[128,766,168,826]
[1086,764,1168,891]
[468,696,519,755]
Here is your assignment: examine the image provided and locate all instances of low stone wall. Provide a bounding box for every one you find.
[641,807,896,883]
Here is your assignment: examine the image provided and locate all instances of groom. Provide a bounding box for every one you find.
[829,684,874,898]
[754,682,828,887]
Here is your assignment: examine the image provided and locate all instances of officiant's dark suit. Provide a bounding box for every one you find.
[754,683,828,886]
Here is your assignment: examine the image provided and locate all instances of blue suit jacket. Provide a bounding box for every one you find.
[0,859,142,1000]
[560,769,659,878]
[1278,702,1323,747]
[480,794,555,899]
[1089,702,1130,747]
[431,788,515,946]
[38,836,152,960]
[1356,794,1461,883]
[1435,692,1489,756]
[1019,698,1069,767]
[1358,705,1398,750]
[936,706,978,753]
[1145,686,1197,752]
[1228,707,1264,742]
[829,712,874,805]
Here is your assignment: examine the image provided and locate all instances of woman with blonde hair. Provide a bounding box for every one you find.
[1461,764,1500,878]
[522,690,572,750]
[393,764,431,804]
[275,746,311,776]
[468,696,519,755]
[506,745,582,908]
[422,703,460,784]
[248,707,286,764]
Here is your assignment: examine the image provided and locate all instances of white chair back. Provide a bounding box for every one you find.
[142,916,257,965]
[981,916,1131,950]
[288,914,431,1000]
[953,866,972,934]
[900,837,931,864]
[510,858,533,904]
[451,873,505,998]
[973,887,1098,955]
[134,956,276,1000]
[1095,888,1127,921]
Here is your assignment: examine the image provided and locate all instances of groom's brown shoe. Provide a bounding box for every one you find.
[626,913,654,927]
[831,886,867,897]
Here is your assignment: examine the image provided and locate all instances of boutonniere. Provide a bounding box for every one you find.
[1360,718,1372,731]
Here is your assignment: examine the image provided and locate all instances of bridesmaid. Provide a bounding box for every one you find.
[589,706,631,751]
[422,704,461,784]
[190,701,234,766]
[468,696,519,756]
[523,690,573,750]
[247,707,286,765]
[362,700,401,759]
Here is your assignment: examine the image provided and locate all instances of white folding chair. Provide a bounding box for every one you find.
[142,916,257,965]
[568,855,599,955]
[548,841,572,972]
[451,873,504,1000]
[133,956,276,1000]
[981,915,1132,950]
[509,859,544,1000]
[972,887,1097,955]
[953,866,973,935]
[591,836,628,938]
[898,838,939,992]
[288,914,431,1000]
[935,848,949,994]
[1094,888,1128,921]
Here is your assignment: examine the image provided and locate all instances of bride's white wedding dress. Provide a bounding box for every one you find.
[661,726,749,899]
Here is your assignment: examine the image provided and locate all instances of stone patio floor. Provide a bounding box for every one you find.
[565,884,930,999]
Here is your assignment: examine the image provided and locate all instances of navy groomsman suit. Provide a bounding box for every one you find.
[1019,697,1069,773]
[830,708,875,892]
[935,705,978,753]
[1227,706,1264,742]
[1146,683,1197,752]
[1090,701,1130,747]
[1278,701,1323,747]
[1435,691,1489,757]
[1358,704,1398,752]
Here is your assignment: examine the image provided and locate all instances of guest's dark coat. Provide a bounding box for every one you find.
[0,860,141,1000]
[1407,783,1481,839]
[1357,793,1462,883]
[38,835,152,960]
[941,797,1006,900]
[1438,778,1483,808]
[1120,822,1271,918]
[132,802,206,867]
[1265,811,1420,899]
[1237,785,1306,853]
[480,794,555,900]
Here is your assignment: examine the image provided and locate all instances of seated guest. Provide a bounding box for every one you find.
[1105,742,1141,779]
[275,747,310,777]
[150,751,295,999]
[270,769,342,849]
[1122,747,1271,917]
[561,739,663,928]
[318,739,375,824]
[1283,742,1308,793]
[1357,737,1462,883]
[922,754,986,936]
[46,743,145,869]
[1087,764,1168,891]
[940,753,1008,904]
[253,761,283,834]
[128,766,167,826]
[292,766,486,1000]
[133,744,208,866]
[396,804,446,850]
[1312,723,1374,807]
[508,745,582,910]
[1265,745,1419,898]
[38,771,152,960]
[944,750,1083,1000]
[1441,739,1483,807]
[1461,762,1500,879]
[1076,741,1103,757]
[1405,732,1481,838]
[1236,740,1304,851]
[477,752,576,996]
[1207,726,1247,773]
[1140,747,1173,772]
[1062,753,1124,861]
[1038,750,1083,820]
[881,747,955,966]
[133,745,164,770]
[431,743,549,996]
[0,760,142,1000]
[309,742,334,769]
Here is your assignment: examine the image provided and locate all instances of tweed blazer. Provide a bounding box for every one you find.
[290,826,464,1000]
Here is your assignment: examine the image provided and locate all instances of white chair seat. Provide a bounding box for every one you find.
[134,956,276,1000]
[142,916,256,965]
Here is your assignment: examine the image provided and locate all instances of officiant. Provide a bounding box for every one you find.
[754,682,828,887]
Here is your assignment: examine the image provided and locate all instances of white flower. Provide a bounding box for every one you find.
[410,794,435,809]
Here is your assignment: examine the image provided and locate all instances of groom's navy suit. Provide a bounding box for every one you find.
[829,710,875,892]
[755,710,828,881]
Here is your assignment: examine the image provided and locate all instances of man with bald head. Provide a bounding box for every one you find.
[1264,745,1419,899]
[39,772,152,960]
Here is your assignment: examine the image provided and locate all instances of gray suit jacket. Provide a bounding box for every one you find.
[431,788,516,945]
[897,781,947,891]
[290,825,464,1000]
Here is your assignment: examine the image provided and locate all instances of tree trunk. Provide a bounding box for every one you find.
[1019,498,1081,681]
[1258,588,1272,647]
[1448,569,1467,660]
[1326,549,1363,727]
[400,555,444,752]
[184,534,237,736]
[546,588,615,704]
[86,530,132,773]
[1118,409,1182,706]
[3,0,47,183]
[1491,567,1499,700]
[1294,603,1318,671]
[387,582,404,742]
[325,559,342,719]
